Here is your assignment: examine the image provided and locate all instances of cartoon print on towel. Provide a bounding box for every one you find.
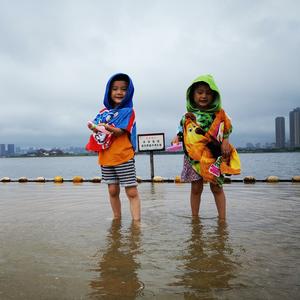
[183,111,240,185]
[86,106,136,153]
[92,111,119,150]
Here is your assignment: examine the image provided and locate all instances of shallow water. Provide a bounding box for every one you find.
[0,182,299,299]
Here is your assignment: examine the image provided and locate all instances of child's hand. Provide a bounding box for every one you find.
[171,136,180,145]
[97,123,110,134]
[88,121,103,132]
[221,139,230,158]
[87,121,96,130]
[88,121,111,134]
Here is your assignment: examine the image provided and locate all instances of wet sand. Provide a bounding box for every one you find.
[0,182,299,299]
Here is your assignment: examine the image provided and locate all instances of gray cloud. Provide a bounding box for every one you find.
[1,0,299,147]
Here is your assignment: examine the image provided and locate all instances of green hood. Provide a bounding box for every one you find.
[186,74,221,113]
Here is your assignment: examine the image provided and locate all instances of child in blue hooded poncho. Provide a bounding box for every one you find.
[86,73,141,221]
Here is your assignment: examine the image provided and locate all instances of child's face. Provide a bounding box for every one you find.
[192,83,214,109]
[110,80,128,106]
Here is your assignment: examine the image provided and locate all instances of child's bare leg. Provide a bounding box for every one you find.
[210,183,226,220]
[190,179,203,217]
[108,184,121,219]
[125,186,141,221]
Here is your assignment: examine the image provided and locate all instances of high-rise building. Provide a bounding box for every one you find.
[7,144,15,155]
[289,107,300,148]
[0,144,5,156]
[275,117,285,148]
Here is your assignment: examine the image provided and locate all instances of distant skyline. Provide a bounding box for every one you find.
[275,116,285,148]
[1,1,300,148]
[289,107,300,147]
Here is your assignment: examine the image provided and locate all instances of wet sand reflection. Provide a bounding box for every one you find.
[89,220,143,299]
[171,218,239,299]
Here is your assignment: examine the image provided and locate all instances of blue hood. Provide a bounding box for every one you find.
[103,73,134,109]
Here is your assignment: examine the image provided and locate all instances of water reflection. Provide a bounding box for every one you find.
[171,218,238,299]
[89,220,143,299]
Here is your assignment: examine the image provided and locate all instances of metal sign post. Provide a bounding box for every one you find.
[137,133,165,179]
[150,150,154,179]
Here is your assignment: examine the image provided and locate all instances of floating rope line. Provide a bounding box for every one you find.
[1,176,300,183]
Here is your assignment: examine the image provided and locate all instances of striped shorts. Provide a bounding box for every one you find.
[101,159,137,187]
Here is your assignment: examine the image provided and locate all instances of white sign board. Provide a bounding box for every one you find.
[138,133,165,152]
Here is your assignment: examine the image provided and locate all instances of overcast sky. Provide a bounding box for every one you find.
[0,0,299,148]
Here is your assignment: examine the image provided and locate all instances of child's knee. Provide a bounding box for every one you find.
[191,180,203,195]
[210,183,223,194]
[125,186,139,199]
[108,185,120,197]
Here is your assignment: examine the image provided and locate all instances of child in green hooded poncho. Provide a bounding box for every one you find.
[172,74,241,220]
